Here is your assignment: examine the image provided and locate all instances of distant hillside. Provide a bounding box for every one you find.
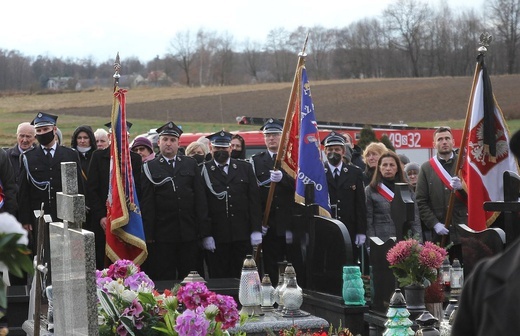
[10,75,520,125]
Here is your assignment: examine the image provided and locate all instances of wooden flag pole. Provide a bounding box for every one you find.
[255,34,308,264]
[261,33,309,229]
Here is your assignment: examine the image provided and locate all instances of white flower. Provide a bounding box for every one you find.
[105,280,125,296]
[0,213,28,245]
[121,289,138,302]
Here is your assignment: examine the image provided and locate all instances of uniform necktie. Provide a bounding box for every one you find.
[45,148,53,163]
[218,164,228,175]
[272,153,277,161]
[334,168,340,181]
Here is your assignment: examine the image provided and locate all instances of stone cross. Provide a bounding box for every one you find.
[24,162,98,335]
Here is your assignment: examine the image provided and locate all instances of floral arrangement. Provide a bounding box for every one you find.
[386,239,447,288]
[0,213,33,317]
[96,259,241,336]
[274,324,353,336]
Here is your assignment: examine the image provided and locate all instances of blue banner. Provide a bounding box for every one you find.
[295,67,331,217]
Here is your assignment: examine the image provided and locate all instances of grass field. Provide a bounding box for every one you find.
[1,75,519,147]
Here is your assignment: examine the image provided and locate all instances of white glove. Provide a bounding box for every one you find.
[450,176,463,190]
[261,226,269,236]
[270,170,283,183]
[202,236,216,252]
[285,230,293,244]
[250,231,262,246]
[434,223,449,235]
[355,234,366,247]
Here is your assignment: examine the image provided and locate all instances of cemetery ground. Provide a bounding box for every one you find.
[1,75,520,146]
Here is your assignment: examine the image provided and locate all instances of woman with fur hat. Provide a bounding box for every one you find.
[131,136,156,162]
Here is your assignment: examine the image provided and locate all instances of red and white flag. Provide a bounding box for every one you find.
[460,56,519,231]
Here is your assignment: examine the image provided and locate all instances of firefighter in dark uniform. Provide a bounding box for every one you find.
[322,131,367,266]
[18,112,84,284]
[251,118,296,285]
[201,130,263,278]
[86,121,142,270]
[139,121,210,280]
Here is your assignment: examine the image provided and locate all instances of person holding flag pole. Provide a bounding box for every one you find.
[256,33,331,285]
[104,53,148,265]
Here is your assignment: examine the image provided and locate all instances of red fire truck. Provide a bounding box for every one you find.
[136,118,463,165]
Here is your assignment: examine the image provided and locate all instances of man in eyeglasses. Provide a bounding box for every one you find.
[415,126,466,260]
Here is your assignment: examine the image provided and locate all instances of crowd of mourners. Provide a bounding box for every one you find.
[0,113,467,287]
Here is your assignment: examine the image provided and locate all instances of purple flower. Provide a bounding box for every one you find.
[175,306,210,336]
[122,299,144,317]
[177,282,211,310]
[116,323,128,336]
[124,272,154,291]
[208,293,239,330]
[107,259,139,279]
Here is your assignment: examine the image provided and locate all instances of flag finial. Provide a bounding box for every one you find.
[478,33,493,55]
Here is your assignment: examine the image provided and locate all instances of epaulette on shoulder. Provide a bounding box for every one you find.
[251,151,266,158]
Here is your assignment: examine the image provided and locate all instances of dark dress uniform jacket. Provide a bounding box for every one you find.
[325,163,367,238]
[6,145,25,187]
[0,147,18,215]
[452,237,520,335]
[86,147,142,228]
[140,154,210,242]
[18,145,84,224]
[252,152,295,236]
[203,159,262,243]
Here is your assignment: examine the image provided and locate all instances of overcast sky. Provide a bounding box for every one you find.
[3,0,481,63]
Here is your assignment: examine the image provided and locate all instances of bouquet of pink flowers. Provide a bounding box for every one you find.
[386,239,447,287]
[96,259,241,336]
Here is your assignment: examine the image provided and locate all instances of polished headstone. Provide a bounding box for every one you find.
[390,183,415,241]
[456,224,505,276]
[369,236,397,314]
[307,216,354,296]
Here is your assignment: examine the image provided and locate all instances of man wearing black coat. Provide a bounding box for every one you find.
[322,131,367,265]
[6,122,36,188]
[251,118,296,285]
[201,130,263,278]
[18,112,84,285]
[86,122,142,270]
[139,122,210,280]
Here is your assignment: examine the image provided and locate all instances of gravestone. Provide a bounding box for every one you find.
[368,237,396,314]
[307,216,353,296]
[484,170,520,244]
[363,237,397,335]
[390,183,415,241]
[23,162,98,336]
[456,224,505,276]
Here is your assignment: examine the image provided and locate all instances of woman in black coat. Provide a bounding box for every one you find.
[71,125,97,182]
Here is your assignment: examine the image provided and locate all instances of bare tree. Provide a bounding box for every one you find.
[265,28,293,82]
[305,25,335,80]
[169,30,197,86]
[489,0,520,73]
[383,0,434,77]
[243,39,262,82]
[212,32,235,85]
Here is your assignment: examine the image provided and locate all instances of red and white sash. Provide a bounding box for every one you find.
[429,156,465,201]
[429,156,453,190]
[377,183,394,202]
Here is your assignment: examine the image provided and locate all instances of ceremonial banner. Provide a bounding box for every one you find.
[106,87,148,264]
[294,67,331,217]
[460,55,519,231]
